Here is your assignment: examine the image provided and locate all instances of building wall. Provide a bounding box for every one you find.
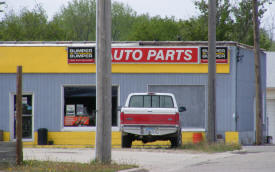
[148,85,206,129]
[266,52,275,88]
[266,52,275,143]
[0,43,266,145]
[237,48,255,132]
[0,72,236,131]
[236,48,266,144]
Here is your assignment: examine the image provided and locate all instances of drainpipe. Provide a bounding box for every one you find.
[235,47,240,131]
[233,47,241,132]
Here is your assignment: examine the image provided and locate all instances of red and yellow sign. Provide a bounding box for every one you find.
[0,46,230,73]
[112,47,198,63]
[64,116,89,126]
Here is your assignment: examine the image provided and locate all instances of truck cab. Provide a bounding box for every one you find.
[120,92,186,148]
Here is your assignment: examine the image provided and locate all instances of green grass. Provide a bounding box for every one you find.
[0,160,137,172]
[180,142,242,153]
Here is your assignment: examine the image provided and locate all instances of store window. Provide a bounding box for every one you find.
[13,94,33,139]
[63,86,118,127]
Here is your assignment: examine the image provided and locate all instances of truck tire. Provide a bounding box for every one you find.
[170,130,182,148]
[122,134,132,148]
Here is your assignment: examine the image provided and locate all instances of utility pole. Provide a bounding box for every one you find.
[16,66,23,165]
[252,0,262,145]
[95,0,112,163]
[207,0,216,143]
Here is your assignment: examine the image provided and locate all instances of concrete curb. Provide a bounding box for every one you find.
[118,168,149,172]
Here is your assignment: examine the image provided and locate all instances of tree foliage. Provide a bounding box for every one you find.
[191,0,273,49]
[111,2,136,41]
[54,0,96,41]
[0,6,49,41]
[0,0,273,50]
[129,15,180,41]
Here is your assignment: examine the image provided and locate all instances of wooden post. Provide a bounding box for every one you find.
[16,66,23,165]
[207,0,219,143]
[207,0,216,143]
[252,0,263,145]
[95,0,112,163]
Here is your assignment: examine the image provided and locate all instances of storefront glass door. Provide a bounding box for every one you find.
[13,94,33,140]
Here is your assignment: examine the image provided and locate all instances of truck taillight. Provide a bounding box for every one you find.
[175,112,179,124]
[120,112,124,124]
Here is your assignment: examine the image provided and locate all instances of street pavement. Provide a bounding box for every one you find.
[23,145,275,172]
[183,145,275,172]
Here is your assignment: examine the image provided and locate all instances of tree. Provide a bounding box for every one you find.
[127,14,151,40]
[263,12,275,50]
[0,0,273,49]
[0,5,50,41]
[44,16,66,41]
[111,2,136,41]
[19,7,48,40]
[129,15,179,41]
[0,12,24,40]
[54,0,96,41]
[192,0,272,49]
[252,0,262,145]
[178,17,208,41]
[193,0,234,41]
[232,0,272,49]
[52,0,139,41]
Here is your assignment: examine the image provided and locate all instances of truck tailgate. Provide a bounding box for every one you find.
[121,108,179,125]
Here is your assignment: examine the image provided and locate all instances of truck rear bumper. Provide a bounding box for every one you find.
[121,125,179,136]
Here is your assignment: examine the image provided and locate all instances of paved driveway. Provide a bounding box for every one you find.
[24,145,275,172]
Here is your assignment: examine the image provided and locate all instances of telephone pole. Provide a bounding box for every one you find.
[207,0,216,143]
[16,66,23,165]
[252,0,262,145]
[95,0,112,163]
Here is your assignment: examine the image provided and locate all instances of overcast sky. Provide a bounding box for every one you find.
[1,0,275,38]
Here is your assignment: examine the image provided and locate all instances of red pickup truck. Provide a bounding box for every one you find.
[120,93,186,148]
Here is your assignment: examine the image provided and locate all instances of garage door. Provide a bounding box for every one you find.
[267,99,275,144]
[148,85,205,129]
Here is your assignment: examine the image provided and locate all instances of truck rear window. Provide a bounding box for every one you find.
[129,95,174,108]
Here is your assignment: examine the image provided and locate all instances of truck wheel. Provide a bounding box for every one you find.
[170,130,182,148]
[122,134,132,148]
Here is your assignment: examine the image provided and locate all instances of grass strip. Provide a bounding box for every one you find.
[0,160,137,172]
[180,142,242,153]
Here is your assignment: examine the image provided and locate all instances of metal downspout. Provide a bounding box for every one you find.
[233,47,240,132]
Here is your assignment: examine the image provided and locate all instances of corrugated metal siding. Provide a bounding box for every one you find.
[236,48,266,132]
[1,72,234,132]
[148,85,206,129]
[114,73,210,106]
[237,48,255,132]
[0,74,16,131]
[216,75,234,132]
